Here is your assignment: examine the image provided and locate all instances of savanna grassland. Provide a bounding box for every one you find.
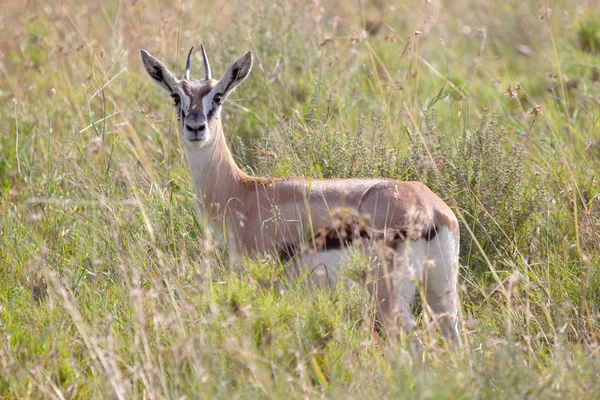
[1,0,600,398]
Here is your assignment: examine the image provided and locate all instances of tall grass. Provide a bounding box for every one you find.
[1,0,599,398]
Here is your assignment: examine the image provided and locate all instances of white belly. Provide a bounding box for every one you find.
[290,238,430,290]
[296,248,354,288]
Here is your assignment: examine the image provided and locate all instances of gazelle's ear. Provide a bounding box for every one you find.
[213,52,253,101]
[140,50,179,93]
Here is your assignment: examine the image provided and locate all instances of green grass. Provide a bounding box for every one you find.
[1,0,599,398]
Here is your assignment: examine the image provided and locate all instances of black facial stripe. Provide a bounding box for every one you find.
[207,105,218,119]
[175,102,185,121]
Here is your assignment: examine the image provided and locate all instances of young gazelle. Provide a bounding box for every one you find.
[140,46,461,344]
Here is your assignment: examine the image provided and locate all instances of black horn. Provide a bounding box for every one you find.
[184,46,194,80]
[201,44,211,80]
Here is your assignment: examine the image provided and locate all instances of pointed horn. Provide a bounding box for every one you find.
[201,44,211,80]
[184,46,194,80]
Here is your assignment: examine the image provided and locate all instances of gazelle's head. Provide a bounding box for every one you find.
[140,46,252,149]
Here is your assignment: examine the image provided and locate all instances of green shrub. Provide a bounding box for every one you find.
[408,112,539,275]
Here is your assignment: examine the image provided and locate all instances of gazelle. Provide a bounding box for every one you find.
[140,46,461,344]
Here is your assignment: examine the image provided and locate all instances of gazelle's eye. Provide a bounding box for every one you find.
[213,93,222,105]
[171,93,181,106]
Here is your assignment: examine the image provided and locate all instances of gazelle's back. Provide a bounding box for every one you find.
[244,177,458,248]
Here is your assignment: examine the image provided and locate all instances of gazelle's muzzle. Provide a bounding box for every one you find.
[184,110,207,141]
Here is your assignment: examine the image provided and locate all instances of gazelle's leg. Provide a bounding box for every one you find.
[423,226,461,345]
[393,275,417,334]
[372,273,415,338]
[373,239,426,341]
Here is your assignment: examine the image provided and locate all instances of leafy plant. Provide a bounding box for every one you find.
[408,112,539,274]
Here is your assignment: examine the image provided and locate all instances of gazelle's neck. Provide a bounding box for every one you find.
[183,125,257,221]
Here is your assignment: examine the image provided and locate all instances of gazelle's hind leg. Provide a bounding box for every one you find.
[374,239,425,342]
[423,226,461,345]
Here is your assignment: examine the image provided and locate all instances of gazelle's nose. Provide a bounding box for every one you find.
[186,110,206,133]
[185,122,206,133]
